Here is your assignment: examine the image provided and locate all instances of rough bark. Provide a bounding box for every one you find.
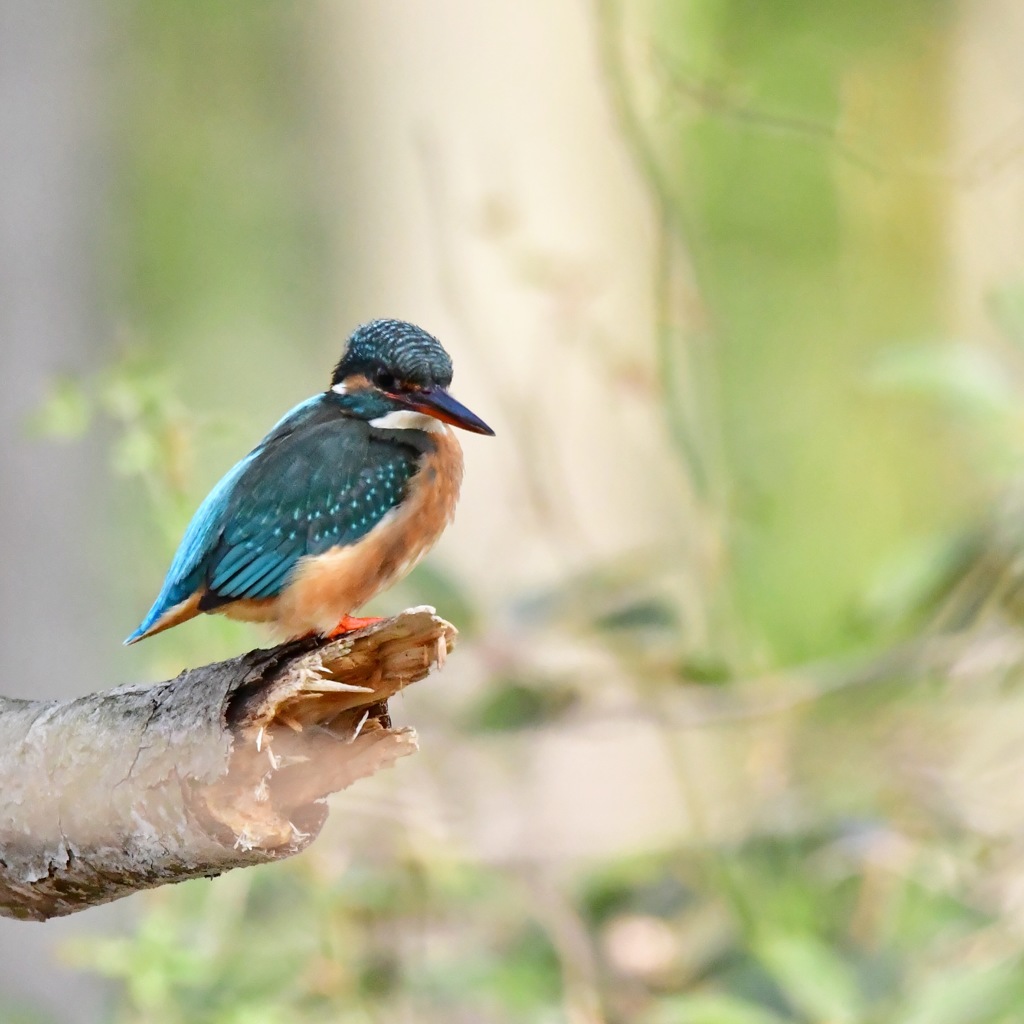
[0,607,454,922]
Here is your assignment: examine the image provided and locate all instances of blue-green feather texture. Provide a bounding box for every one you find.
[125,394,421,642]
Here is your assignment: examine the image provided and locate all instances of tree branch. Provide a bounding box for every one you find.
[0,607,454,922]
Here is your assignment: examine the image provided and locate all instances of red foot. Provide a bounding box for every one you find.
[327,614,385,638]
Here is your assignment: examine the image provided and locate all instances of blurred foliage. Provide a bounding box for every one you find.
[68,828,1024,1023]
[465,676,580,733]
[33,0,1024,1022]
[628,0,968,667]
[34,359,195,502]
[108,0,328,375]
[69,860,563,1024]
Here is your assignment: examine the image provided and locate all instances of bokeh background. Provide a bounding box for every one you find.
[5,0,1024,1021]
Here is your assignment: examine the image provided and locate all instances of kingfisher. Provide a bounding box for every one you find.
[125,319,494,645]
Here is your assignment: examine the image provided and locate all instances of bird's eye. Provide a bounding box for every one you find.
[375,370,397,392]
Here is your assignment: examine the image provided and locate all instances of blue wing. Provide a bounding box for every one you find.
[198,420,416,608]
[125,395,418,643]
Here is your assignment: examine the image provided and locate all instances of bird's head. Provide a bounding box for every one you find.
[329,319,494,436]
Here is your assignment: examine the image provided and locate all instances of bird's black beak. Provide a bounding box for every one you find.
[402,386,495,435]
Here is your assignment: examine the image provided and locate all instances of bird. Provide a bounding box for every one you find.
[125,319,494,645]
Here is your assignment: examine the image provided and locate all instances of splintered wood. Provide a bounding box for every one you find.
[234,605,456,733]
[199,607,456,852]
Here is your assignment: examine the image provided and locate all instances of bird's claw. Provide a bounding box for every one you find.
[326,615,385,638]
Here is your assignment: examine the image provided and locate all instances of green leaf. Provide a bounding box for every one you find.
[593,597,679,634]
[895,960,1023,1024]
[859,531,966,625]
[111,426,162,477]
[869,342,1017,419]
[757,933,864,1024]
[465,678,577,732]
[642,992,787,1024]
[30,377,92,439]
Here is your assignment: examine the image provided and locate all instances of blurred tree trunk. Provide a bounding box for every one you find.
[0,0,112,1018]
[950,0,1024,332]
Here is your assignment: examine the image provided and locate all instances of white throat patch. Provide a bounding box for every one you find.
[368,409,443,432]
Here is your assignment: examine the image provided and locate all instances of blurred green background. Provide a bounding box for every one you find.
[7,0,1024,1021]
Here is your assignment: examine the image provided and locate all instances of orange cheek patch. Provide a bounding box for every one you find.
[339,373,373,391]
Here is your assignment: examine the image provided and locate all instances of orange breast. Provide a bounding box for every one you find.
[270,426,465,638]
